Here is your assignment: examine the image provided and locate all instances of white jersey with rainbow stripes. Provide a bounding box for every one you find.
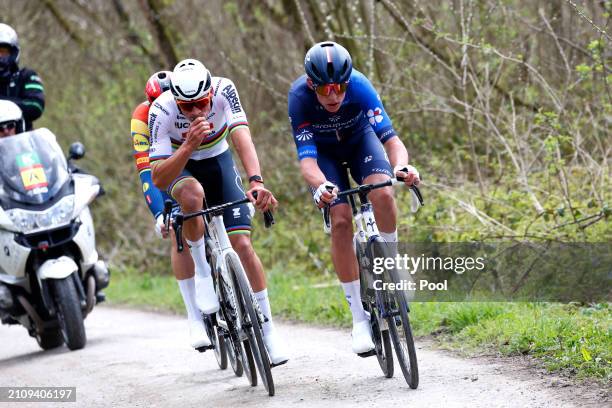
[148,76,248,162]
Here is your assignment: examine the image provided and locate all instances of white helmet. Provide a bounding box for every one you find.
[0,23,20,79]
[0,100,25,133]
[170,59,212,102]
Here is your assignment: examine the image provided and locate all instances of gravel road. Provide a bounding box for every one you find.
[0,306,606,407]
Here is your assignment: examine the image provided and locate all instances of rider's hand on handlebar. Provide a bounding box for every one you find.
[394,164,420,187]
[246,184,278,212]
[154,214,170,239]
[184,117,213,150]
[314,181,338,208]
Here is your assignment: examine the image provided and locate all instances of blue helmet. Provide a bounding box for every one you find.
[304,41,352,85]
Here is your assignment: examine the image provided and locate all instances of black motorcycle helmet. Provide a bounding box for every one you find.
[0,23,20,80]
[304,41,352,85]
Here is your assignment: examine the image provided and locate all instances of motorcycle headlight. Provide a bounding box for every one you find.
[8,210,36,231]
[6,196,75,233]
[50,196,74,225]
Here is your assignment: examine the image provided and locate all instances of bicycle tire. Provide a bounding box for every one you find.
[357,243,394,378]
[371,238,419,388]
[217,262,255,385]
[205,250,229,369]
[226,331,244,377]
[204,314,227,370]
[228,253,275,396]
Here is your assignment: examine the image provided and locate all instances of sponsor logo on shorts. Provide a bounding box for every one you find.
[364,155,372,163]
[143,182,150,192]
[372,167,392,175]
[232,208,241,219]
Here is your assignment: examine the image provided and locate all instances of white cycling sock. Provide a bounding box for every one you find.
[254,288,274,336]
[177,277,200,321]
[380,230,398,243]
[341,280,367,323]
[186,237,211,278]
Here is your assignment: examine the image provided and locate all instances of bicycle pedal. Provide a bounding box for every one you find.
[357,349,376,358]
[196,345,215,353]
[270,359,288,368]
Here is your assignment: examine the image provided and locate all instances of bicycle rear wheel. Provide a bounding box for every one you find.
[357,243,394,378]
[225,330,243,377]
[228,253,275,396]
[205,242,228,369]
[203,314,227,370]
[217,265,256,385]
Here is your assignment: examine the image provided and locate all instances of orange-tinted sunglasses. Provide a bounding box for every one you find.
[177,92,212,111]
[314,82,349,96]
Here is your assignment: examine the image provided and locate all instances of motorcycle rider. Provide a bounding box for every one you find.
[0,99,24,138]
[0,23,45,131]
[131,71,210,348]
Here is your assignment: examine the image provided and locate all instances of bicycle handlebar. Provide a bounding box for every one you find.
[170,191,275,252]
[333,177,424,206]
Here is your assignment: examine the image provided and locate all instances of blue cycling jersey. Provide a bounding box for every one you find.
[288,69,397,160]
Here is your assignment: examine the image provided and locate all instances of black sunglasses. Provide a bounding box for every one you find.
[0,121,16,132]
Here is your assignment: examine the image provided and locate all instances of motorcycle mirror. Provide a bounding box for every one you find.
[68,142,86,160]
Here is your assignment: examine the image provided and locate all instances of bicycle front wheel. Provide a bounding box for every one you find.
[371,238,419,388]
[386,266,419,388]
[227,253,275,396]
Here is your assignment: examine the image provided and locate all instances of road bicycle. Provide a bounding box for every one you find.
[165,193,277,396]
[322,174,423,389]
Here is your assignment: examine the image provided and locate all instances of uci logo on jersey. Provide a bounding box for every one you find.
[175,122,189,129]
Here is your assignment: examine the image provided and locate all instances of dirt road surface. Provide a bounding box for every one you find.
[0,307,606,407]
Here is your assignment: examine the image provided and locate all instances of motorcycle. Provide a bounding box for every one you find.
[0,128,109,351]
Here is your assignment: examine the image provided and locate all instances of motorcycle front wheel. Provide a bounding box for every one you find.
[51,275,86,350]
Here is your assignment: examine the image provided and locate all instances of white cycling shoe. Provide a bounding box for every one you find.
[351,320,375,354]
[189,319,211,349]
[263,329,289,366]
[194,274,220,314]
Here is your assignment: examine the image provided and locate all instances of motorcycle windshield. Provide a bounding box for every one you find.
[0,129,69,205]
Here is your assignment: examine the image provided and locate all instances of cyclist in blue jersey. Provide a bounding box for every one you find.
[288,42,420,354]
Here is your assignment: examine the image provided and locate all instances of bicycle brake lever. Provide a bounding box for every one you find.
[163,199,173,232]
[263,210,275,228]
[173,213,184,252]
[411,185,424,206]
[251,190,275,228]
